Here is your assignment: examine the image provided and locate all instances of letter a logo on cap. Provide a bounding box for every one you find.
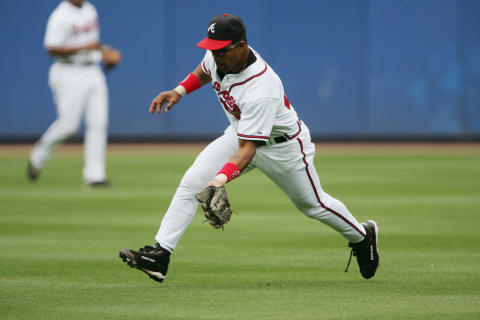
[208,23,216,34]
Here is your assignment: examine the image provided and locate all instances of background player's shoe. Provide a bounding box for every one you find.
[85,180,111,188]
[27,161,40,182]
[119,243,170,283]
[345,220,379,279]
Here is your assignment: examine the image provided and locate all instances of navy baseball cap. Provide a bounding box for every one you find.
[197,14,246,50]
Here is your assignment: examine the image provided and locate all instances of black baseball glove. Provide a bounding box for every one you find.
[196,186,233,229]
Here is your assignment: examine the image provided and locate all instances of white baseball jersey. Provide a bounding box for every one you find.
[201,48,300,142]
[44,1,102,64]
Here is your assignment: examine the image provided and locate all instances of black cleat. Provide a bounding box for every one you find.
[27,161,40,182]
[345,220,380,279]
[119,243,170,283]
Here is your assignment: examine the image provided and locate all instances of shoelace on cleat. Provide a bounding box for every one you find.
[139,245,157,253]
[344,249,355,273]
[138,245,168,256]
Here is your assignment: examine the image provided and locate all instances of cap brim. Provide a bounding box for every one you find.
[196,38,232,50]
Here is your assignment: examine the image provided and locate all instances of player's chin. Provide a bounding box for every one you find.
[217,63,228,73]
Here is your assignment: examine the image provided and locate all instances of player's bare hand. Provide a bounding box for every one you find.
[149,90,181,114]
[102,47,122,66]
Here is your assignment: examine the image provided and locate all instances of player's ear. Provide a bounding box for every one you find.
[239,41,247,52]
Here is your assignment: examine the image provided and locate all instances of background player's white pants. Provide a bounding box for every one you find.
[30,62,109,183]
[155,122,366,252]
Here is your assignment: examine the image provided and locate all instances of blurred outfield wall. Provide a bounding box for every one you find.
[1,0,479,141]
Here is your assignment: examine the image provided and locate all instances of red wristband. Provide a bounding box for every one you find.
[218,162,240,182]
[179,73,201,94]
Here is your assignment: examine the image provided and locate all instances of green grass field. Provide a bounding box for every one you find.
[1,143,479,320]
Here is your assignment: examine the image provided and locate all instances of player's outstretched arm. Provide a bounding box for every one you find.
[149,63,211,114]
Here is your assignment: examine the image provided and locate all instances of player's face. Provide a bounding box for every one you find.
[212,41,246,73]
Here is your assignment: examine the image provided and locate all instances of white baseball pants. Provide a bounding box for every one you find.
[30,62,109,183]
[155,122,366,252]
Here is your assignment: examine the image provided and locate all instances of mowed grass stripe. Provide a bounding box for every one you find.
[0,145,479,319]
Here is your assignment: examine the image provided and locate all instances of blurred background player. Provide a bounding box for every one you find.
[120,14,379,283]
[27,0,121,186]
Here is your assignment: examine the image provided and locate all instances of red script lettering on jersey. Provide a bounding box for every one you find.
[213,81,241,119]
[72,19,99,34]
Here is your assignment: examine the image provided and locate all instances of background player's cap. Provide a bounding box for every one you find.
[197,14,246,50]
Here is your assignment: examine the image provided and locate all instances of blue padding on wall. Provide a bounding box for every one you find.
[1,0,479,139]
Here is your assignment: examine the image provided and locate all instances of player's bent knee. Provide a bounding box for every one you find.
[177,176,207,197]
[55,122,80,138]
[300,206,324,219]
[291,199,320,218]
[179,166,217,194]
[57,128,77,139]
